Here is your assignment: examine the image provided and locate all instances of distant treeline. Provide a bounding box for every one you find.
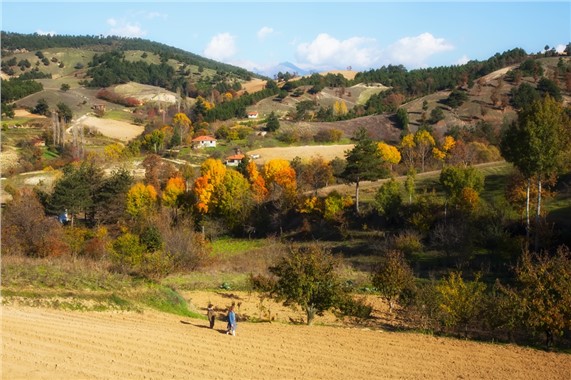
[291,48,528,99]
[1,31,258,81]
[1,79,43,103]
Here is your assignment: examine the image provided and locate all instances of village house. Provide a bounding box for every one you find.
[191,135,217,149]
[247,111,259,119]
[224,153,245,166]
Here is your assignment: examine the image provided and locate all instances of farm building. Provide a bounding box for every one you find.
[225,153,245,166]
[247,112,259,119]
[191,135,217,149]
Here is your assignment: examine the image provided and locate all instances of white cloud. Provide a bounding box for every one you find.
[145,11,167,20]
[555,44,566,53]
[36,29,56,36]
[384,32,454,68]
[106,18,146,38]
[456,54,470,65]
[257,26,274,40]
[296,33,380,70]
[204,33,237,61]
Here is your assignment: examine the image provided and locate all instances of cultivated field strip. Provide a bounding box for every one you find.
[2,306,570,379]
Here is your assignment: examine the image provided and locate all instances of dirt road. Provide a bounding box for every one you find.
[2,305,569,380]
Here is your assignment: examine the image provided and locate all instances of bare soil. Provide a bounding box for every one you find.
[76,115,144,142]
[247,144,354,164]
[3,296,570,380]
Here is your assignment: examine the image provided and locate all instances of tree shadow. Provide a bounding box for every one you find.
[180,320,228,334]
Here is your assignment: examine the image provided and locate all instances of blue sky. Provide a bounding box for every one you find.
[2,1,570,74]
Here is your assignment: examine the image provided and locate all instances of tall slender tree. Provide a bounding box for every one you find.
[341,128,386,213]
[500,96,570,250]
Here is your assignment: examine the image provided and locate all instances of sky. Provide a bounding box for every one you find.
[2,1,570,75]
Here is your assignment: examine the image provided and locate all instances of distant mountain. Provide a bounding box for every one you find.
[253,62,311,78]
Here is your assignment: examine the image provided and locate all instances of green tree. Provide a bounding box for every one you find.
[32,98,50,116]
[371,250,415,313]
[374,178,402,222]
[445,89,468,110]
[264,245,342,325]
[395,107,409,130]
[60,83,70,92]
[57,102,73,123]
[439,165,484,206]
[341,127,386,213]
[265,111,280,132]
[500,96,570,249]
[48,163,100,227]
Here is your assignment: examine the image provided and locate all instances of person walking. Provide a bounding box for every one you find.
[207,304,215,329]
[226,305,236,336]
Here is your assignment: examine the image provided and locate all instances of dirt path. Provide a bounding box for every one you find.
[2,305,569,380]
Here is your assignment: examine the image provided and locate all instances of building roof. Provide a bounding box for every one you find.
[192,135,216,142]
[226,154,245,161]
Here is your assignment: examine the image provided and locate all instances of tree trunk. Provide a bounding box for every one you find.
[534,175,542,252]
[355,180,360,213]
[306,304,317,325]
[525,177,531,247]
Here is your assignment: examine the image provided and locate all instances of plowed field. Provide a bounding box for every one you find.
[2,305,570,380]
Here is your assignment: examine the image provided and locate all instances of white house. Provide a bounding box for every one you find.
[224,153,245,166]
[247,111,259,119]
[191,135,217,149]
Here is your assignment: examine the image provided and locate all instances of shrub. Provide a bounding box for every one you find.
[392,230,423,255]
[337,295,373,319]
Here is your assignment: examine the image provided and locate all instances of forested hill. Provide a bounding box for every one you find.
[0,31,258,81]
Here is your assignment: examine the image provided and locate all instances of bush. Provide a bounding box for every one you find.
[392,230,423,255]
[337,295,373,319]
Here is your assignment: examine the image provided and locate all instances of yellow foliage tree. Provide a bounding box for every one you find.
[162,176,186,208]
[414,130,436,172]
[126,182,158,219]
[399,133,416,169]
[193,174,214,214]
[377,142,402,167]
[262,159,297,200]
[104,143,125,161]
[172,113,192,146]
[245,160,268,202]
[333,100,348,116]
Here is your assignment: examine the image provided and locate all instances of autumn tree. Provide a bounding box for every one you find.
[414,129,436,172]
[126,182,158,220]
[262,158,297,202]
[371,250,415,313]
[506,246,571,348]
[213,169,253,229]
[172,112,192,146]
[298,155,334,195]
[333,100,348,116]
[244,160,268,203]
[2,189,68,257]
[162,175,186,209]
[377,142,401,172]
[437,272,486,337]
[374,179,403,223]
[193,158,227,214]
[341,128,386,213]
[400,133,416,169]
[500,96,570,249]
